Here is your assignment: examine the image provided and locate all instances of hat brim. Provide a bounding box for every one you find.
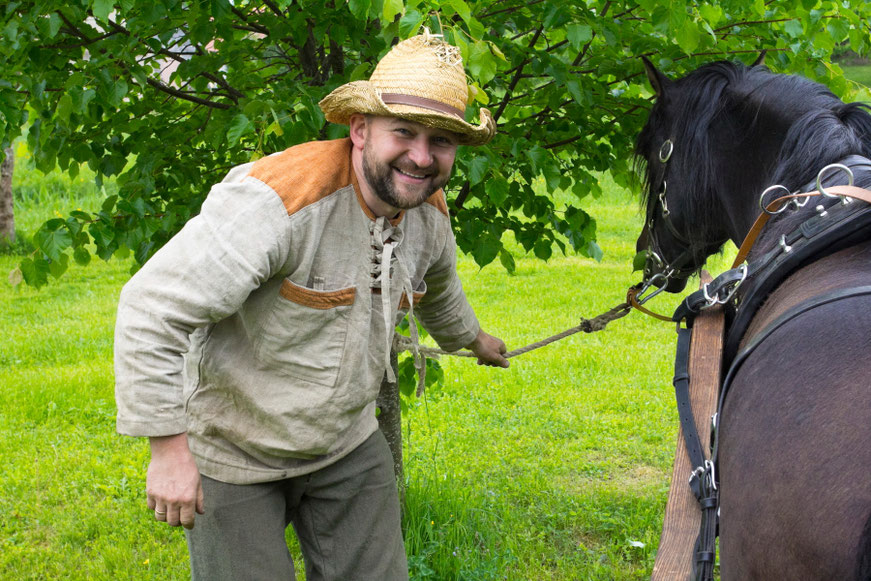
[319,81,495,146]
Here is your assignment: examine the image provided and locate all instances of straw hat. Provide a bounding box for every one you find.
[318,32,495,146]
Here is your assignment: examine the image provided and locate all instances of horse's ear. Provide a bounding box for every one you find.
[641,55,670,97]
[752,50,767,67]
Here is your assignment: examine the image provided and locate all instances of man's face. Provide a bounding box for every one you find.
[359,116,459,211]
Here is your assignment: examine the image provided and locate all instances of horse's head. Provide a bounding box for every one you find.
[633,57,758,293]
[634,56,871,295]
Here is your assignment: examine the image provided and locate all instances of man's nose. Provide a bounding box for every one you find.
[406,138,434,168]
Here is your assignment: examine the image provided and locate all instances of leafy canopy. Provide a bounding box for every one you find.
[2,0,870,287]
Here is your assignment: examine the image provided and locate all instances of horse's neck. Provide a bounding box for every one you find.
[717,175,772,249]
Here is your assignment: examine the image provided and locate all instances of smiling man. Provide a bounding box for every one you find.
[114,32,508,581]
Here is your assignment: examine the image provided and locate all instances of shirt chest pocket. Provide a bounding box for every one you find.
[254,279,356,387]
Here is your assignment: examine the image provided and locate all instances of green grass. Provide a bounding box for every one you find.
[1,161,725,579]
[843,63,871,88]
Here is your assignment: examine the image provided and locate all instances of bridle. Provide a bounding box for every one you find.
[635,138,728,306]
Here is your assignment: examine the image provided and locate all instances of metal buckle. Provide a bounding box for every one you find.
[659,183,670,217]
[635,270,673,305]
[705,460,717,491]
[701,264,748,308]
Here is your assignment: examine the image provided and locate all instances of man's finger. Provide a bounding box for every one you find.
[180,503,197,529]
[166,505,183,527]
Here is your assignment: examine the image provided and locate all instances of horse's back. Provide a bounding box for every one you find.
[718,241,871,581]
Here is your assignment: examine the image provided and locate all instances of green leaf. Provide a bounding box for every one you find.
[348,0,371,20]
[48,253,69,279]
[698,4,723,27]
[674,22,700,54]
[34,223,73,261]
[57,94,73,124]
[472,233,501,267]
[783,20,803,38]
[585,241,603,262]
[226,114,254,146]
[566,79,584,104]
[91,0,114,22]
[383,0,403,23]
[467,156,489,186]
[448,0,471,25]
[525,146,548,173]
[827,18,850,42]
[567,24,593,51]
[486,176,510,207]
[399,9,424,38]
[498,248,516,274]
[533,239,552,261]
[20,257,50,288]
[349,63,370,81]
[73,246,92,266]
[47,13,62,38]
[468,41,497,85]
[632,250,648,273]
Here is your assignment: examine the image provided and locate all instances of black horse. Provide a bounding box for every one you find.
[635,57,871,580]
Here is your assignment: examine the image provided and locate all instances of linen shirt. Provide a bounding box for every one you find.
[114,138,480,484]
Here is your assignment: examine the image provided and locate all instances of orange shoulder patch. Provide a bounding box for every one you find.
[246,138,354,216]
[425,189,450,217]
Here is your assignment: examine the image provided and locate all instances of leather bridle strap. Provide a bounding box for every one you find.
[627,285,673,322]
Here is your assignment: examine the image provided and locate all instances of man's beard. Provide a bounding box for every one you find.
[361,146,448,210]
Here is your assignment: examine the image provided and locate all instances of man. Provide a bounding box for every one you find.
[114,32,508,581]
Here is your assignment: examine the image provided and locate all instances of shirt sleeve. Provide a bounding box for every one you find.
[114,175,291,436]
[414,225,481,352]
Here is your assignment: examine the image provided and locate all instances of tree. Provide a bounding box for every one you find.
[0,148,13,246]
[3,1,869,288]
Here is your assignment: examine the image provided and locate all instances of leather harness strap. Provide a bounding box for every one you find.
[732,185,871,267]
[664,174,871,581]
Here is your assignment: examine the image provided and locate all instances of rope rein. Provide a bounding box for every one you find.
[392,300,633,360]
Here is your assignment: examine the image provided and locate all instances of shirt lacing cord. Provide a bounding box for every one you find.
[369,218,425,388]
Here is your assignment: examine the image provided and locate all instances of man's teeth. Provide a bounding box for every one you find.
[396,168,427,179]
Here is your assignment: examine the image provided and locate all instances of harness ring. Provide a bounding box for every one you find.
[659,139,674,163]
[817,163,854,198]
[759,184,792,215]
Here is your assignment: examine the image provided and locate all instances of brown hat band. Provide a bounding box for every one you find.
[380,93,465,120]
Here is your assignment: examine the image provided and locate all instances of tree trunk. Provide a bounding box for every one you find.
[0,147,14,246]
[376,349,404,505]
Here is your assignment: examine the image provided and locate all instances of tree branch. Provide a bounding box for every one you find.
[478,0,547,19]
[145,78,232,109]
[262,0,286,17]
[453,181,472,213]
[712,18,793,32]
[493,26,544,122]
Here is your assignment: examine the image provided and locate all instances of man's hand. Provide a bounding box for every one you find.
[146,433,204,529]
[466,329,510,368]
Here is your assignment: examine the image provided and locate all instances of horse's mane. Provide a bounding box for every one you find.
[636,60,871,254]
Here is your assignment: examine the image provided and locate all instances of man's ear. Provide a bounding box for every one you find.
[348,114,367,149]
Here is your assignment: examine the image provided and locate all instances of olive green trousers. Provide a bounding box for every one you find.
[185,430,407,581]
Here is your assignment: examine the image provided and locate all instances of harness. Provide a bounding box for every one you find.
[664,157,871,580]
